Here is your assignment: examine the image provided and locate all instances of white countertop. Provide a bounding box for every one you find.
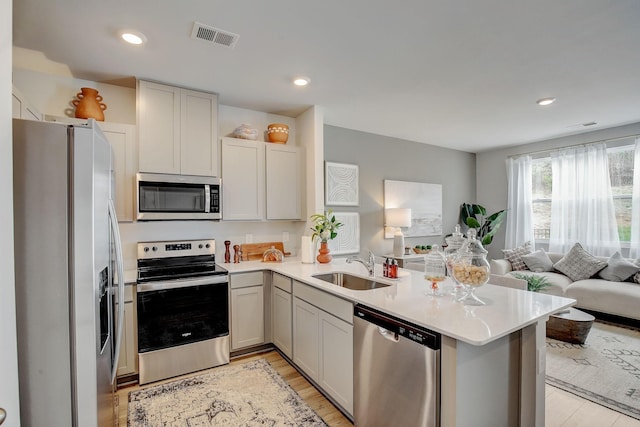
[221,257,575,346]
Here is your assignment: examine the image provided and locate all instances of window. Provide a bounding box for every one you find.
[530,142,636,243]
[531,158,552,240]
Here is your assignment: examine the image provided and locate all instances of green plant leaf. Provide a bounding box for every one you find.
[466,217,481,228]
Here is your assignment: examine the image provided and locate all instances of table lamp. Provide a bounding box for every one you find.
[385,208,412,257]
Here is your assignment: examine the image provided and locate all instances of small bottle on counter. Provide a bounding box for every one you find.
[383,258,389,277]
[390,259,398,279]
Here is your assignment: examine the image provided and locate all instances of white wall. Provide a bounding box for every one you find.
[324,125,477,258]
[477,122,640,259]
[2,0,21,424]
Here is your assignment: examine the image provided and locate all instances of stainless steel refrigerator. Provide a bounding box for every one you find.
[12,118,125,427]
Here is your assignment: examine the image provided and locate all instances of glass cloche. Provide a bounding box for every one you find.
[448,228,490,305]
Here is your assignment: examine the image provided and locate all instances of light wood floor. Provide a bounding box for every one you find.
[117,349,640,427]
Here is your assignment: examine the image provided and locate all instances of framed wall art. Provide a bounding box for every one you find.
[383,179,442,238]
[327,212,360,255]
[325,161,359,206]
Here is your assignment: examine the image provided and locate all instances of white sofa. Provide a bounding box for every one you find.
[491,252,640,321]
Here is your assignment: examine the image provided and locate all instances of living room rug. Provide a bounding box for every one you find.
[545,321,640,420]
[128,359,328,426]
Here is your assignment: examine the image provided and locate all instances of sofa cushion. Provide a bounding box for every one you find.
[598,252,640,282]
[507,271,572,297]
[553,243,607,281]
[566,279,640,321]
[521,249,553,272]
[502,241,532,271]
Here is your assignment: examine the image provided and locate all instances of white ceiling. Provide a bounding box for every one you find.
[12,0,640,153]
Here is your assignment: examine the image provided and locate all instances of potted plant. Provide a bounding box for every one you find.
[310,210,343,263]
[512,273,552,292]
[460,203,507,246]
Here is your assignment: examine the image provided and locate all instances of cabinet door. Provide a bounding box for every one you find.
[100,122,137,222]
[319,311,353,415]
[266,144,302,219]
[137,80,181,174]
[272,286,292,358]
[116,301,137,377]
[180,89,218,176]
[293,297,319,381]
[222,138,265,220]
[231,286,264,350]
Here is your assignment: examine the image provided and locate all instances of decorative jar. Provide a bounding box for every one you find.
[267,123,289,144]
[72,87,107,121]
[448,229,490,305]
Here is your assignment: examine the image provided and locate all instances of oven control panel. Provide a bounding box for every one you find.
[137,239,215,259]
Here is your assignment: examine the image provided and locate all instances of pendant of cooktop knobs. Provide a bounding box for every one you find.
[224,240,231,263]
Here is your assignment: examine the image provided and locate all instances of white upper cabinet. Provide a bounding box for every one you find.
[266,144,303,220]
[222,138,265,220]
[100,122,137,222]
[222,137,303,221]
[137,80,218,176]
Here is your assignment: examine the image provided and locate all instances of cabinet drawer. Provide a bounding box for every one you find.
[230,271,263,289]
[272,272,292,293]
[293,280,353,324]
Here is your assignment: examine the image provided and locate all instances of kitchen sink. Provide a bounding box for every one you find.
[312,272,390,291]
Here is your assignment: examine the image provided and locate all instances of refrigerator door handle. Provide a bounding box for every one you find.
[108,200,125,384]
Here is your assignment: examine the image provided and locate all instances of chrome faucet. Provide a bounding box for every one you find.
[346,251,376,276]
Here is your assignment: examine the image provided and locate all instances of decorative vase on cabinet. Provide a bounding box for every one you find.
[72,87,107,121]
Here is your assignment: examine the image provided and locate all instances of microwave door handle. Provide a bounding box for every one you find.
[205,184,211,213]
[108,199,125,384]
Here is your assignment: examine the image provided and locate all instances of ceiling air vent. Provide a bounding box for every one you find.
[191,22,239,49]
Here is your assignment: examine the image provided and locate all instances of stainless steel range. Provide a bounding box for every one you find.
[136,239,229,385]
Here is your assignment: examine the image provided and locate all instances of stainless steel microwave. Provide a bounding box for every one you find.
[136,173,221,221]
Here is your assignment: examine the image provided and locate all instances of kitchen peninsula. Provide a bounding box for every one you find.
[224,257,575,427]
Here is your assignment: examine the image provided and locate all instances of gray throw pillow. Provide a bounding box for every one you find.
[598,252,640,282]
[521,249,553,272]
[553,243,608,281]
[502,241,532,271]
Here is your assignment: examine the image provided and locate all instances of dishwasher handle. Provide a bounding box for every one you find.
[377,326,400,342]
[355,304,441,350]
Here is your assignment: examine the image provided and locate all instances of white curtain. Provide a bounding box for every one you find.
[630,138,640,259]
[505,155,534,249]
[548,143,621,256]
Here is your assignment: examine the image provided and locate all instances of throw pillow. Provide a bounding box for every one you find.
[598,252,640,282]
[521,249,554,272]
[553,243,608,281]
[502,241,532,271]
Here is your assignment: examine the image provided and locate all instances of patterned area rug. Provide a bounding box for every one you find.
[546,321,640,420]
[128,359,328,426]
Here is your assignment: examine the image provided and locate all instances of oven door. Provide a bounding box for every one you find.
[137,275,229,353]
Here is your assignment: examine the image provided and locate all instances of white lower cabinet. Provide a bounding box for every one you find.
[230,272,265,351]
[272,277,293,358]
[318,310,353,414]
[293,297,320,380]
[116,285,137,377]
[292,280,354,416]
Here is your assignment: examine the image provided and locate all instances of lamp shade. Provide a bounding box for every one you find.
[385,208,412,228]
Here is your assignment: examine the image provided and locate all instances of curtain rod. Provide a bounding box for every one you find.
[508,133,640,159]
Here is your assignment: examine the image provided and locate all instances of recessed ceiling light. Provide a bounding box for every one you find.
[293,76,310,87]
[120,30,147,45]
[536,97,556,106]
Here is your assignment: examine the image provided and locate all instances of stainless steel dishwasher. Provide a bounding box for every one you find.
[354,304,441,427]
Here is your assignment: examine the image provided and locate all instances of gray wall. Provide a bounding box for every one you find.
[477,121,640,260]
[324,125,476,258]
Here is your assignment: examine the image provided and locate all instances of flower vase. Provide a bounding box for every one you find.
[72,87,107,121]
[317,241,332,263]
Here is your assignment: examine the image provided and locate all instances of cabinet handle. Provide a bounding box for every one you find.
[0,407,7,425]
